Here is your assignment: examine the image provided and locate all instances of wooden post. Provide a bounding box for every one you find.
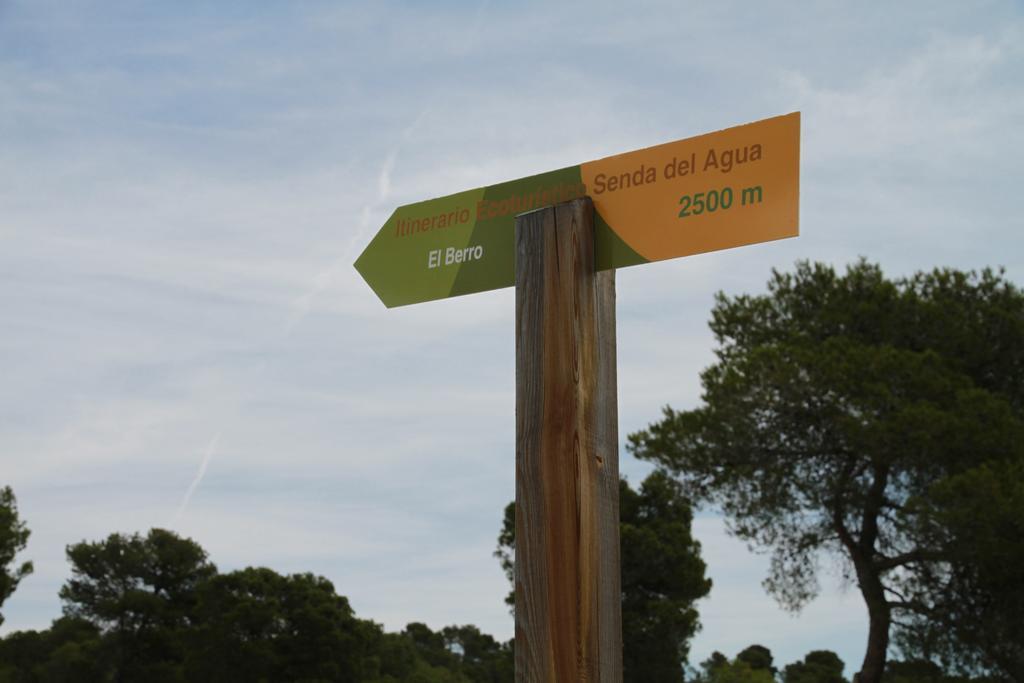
[514,197,622,683]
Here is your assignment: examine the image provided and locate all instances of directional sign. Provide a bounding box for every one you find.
[355,112,800,307]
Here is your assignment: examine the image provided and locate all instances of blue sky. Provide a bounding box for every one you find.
[2,0,1023,674]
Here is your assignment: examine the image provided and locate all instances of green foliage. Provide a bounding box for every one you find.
[895,459,1024,680]
[494,505,515,610]
[695,649,776,683]
[495,471,711,683]
[711,662,775,683]
[0,617,105,683]
[783,650,847,683]
[0,487,33,627]
[736,645,775,675]
[690,648,996,683]
[883,660,949,683]
[879,658,1005,683]
[619,471,712,682]
[438,625,513,683]
[363,622,511,683]
[2,526,513,682]
[58,528,216,681]
[689,648,1003,683]
[184,567,380,682]
[60,528,216,633]
[628,261,1024,682]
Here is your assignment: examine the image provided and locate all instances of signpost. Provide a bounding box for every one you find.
[355,111,799,307]
[355,113,801,682]
[514,198,620,681]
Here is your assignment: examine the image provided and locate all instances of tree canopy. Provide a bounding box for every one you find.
[0,486,33,628]
[0,512,1007,682]
[784,650,847,683]
[0,526,513,682]
[58,528,217,682]
[629,261,1024,683]
[893,459,1024,679]
[185,567,380,682]
[693,647,778,683]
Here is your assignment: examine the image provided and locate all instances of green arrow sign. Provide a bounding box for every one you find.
[355,112,800,307]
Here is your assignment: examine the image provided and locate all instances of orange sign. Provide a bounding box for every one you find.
[581,111,799,265]
[355,112,799,307]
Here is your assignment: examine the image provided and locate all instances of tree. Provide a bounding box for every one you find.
[0,487,33,627]
[404,621,463,672]
[59,528,217,681]
[0,617,106,683]
[695,649,776,683]
[439,625,513,683]
[881,659,947,683]
[371,622,514,683]
[5,523,516,683]
[784,650,848,683]
[628,262,1024,683]
[894,459,1024,680]
[184,567,380,682]
[879,658,1002,683]
[737,645,775,676]
[496,471,711,682]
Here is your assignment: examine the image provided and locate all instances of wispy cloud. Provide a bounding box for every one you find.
[170,433,221,528]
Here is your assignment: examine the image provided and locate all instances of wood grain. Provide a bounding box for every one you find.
[515,198,621,682]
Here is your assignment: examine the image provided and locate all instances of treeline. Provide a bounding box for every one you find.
[2,479,1005,683]
[691,646,1002,683]
[0,525,511,683]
